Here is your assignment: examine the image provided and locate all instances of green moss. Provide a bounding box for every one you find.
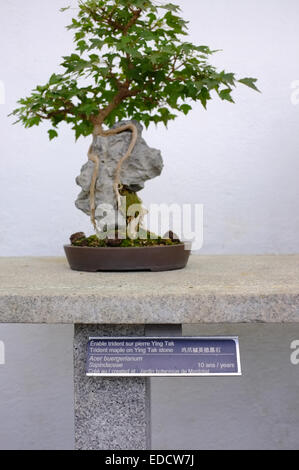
[120,239,134,247]
[71,232,181,248]
[72,238,86,246]
[119,188,142,215]
[73,235,106,247]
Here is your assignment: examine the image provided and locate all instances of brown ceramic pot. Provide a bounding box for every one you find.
[64,243,191,272]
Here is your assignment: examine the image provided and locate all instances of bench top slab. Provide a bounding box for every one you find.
[0,255,298,324]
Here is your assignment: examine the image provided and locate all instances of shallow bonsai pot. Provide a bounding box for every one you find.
[64,243,191,272]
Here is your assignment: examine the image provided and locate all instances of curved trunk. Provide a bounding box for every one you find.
[87,144,100,229]
[87,122,138,229]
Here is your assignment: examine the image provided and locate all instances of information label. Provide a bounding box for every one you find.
[86,336,241,377]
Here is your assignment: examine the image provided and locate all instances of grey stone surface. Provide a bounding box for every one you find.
[0,255,298,324]
[75,120,163,227]
[74,324,150,450]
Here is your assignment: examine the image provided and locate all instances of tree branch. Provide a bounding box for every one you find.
[123,9,142,35]
[84,5,125,32]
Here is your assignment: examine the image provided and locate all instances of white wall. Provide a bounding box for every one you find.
[152,324,299,450]
[0,0,299,255]
[0,325,74,450]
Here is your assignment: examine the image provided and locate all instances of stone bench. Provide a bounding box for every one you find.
[0,255,298,449]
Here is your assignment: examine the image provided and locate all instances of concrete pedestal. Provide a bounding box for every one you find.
[74,324,150,450]
[0,255,298,450]
[74,324,182,450]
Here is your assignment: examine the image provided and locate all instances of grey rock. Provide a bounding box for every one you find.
[75,120,163,228]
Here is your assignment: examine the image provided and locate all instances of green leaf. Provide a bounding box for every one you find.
[198,87,210,108]
[147,12,156,25]
[220,72,235,86]
[49,74,63,85]
[78,102,98,116]
[219,88,235,103]
[159,3,181,12]
[26,116,41,127]
[48,129,58,140]
[238,77,260,92]
[89,39,105,50]
[77,40,88,54]
[73,120,94,140]
[89,54,99,62]
[36,85,48,93]
[180,104,192,115]
[75,31,85,41]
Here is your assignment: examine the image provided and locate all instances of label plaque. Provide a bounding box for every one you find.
[86,336,241,377]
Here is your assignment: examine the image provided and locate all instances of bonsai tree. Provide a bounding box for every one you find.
[11,0,258,241]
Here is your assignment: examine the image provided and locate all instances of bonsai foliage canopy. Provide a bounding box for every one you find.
[11,0,259,140]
